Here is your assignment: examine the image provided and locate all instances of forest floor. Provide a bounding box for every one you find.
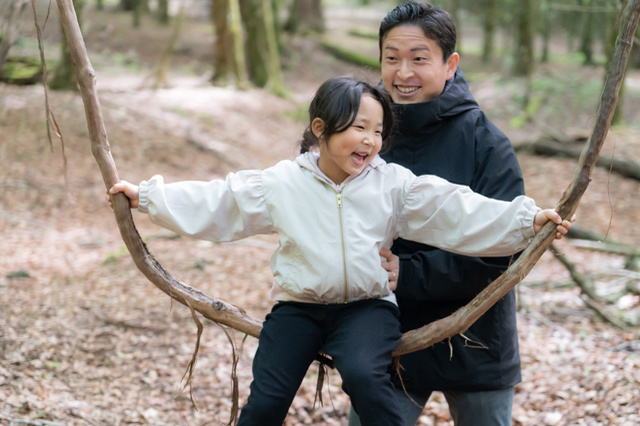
[1,2,640,426]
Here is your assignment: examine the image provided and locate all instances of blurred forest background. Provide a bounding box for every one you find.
[1,0,640,425]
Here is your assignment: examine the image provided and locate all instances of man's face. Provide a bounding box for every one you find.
[381,25,458,104]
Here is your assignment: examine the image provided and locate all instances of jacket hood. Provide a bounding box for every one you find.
[391,68,479,134]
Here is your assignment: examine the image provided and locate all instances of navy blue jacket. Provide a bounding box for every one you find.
[384,68,525,393]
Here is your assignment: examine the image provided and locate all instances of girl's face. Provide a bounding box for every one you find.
[315,94,384,185]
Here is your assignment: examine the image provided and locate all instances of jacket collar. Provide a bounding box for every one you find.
[295,152,386,191]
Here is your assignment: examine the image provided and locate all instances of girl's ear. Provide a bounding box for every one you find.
[311,118,325,140]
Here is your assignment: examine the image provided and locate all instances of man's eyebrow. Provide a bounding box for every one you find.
[383,45,431,52]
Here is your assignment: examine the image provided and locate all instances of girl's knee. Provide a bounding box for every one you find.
[340,363,389,390]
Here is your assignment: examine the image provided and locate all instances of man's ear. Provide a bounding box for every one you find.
[311,118,325,140]
[445,52,459,80]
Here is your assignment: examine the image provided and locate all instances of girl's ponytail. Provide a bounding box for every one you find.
[299,127,318,154]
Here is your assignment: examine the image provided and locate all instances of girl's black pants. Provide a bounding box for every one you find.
[237,298,403,426]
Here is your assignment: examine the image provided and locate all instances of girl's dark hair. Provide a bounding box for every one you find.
[299,76,394,154]
[379,1,457,62]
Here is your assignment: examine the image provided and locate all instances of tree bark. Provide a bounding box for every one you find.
[53,0,640,357]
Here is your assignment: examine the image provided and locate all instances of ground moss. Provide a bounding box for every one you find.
[0,56,43,85]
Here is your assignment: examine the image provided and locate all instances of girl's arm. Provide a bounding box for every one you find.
[107,173,274,242]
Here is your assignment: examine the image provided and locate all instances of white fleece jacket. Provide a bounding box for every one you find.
[138,152,538,305]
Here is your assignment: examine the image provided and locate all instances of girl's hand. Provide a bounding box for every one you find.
[107,180,140,209]
[534,209,576,239]
[380,247,400,291]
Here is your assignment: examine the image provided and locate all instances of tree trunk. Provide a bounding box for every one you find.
[240,0,283,91]
[148,1,185,89]
[285,0,323,35]
[53,0,640,357]
[481,0,496,64]
[132,0,143,28]
[513,0,535,77]
[156,0,169,25]
[0,0,29,75]
[240,0,268,87]
[211,0,232,85]
[580,0,596,65]
[50,0,83,90]
[540,0,552,63]
[229,0,248,88]
[446,0,461,53]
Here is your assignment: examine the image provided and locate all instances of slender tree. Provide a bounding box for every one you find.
[239,0,283,92]
[446,0,462,52]
[481,0,496,63]
[580,0,596,65]
[156,0,169,25]
[212,0,233,85]
[540,0,552,63]
[229,0,248,87]
[513,0,534,77]
[147,1,186,89]
[50,0,83,90]
[211,0,248,88]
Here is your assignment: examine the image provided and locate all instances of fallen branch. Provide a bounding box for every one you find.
[570,239,640,258]
[550,244,633,331]
[513,137,640,181]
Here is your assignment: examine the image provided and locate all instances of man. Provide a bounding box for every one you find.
[349,2,525,425]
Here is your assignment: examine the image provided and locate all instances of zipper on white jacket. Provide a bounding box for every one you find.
[337,193,348,303]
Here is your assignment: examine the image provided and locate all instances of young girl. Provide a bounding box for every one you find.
[109,76,572,426]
